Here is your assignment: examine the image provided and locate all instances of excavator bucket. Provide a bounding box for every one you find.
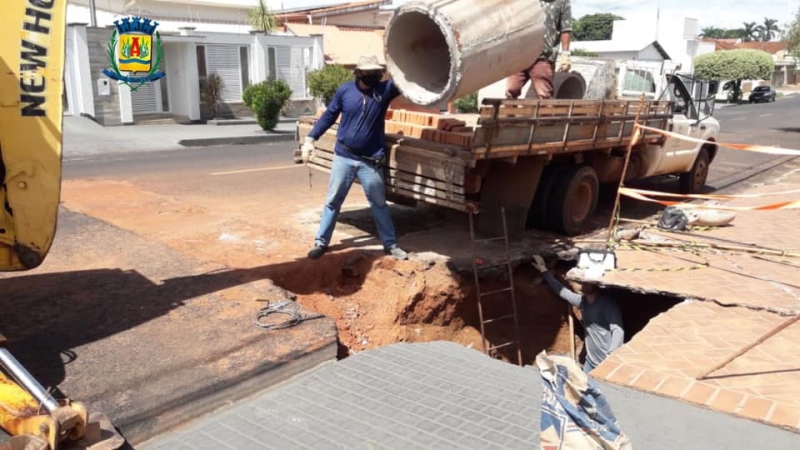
[1,343,125,450]
[0,0,66,271]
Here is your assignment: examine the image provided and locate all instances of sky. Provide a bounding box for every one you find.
[266,0,798,30]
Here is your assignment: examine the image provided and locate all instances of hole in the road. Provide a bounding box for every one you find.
[267,238,685,368]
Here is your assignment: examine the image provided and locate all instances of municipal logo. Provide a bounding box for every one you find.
[103,16,166,91]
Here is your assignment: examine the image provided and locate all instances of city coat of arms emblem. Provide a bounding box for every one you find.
[103,16,166,91]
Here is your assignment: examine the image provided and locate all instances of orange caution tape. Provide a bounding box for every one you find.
[622,186,800,200]
[636,124,800,156]
[619,188,800,211]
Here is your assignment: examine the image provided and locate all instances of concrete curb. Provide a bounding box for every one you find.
[178,132,296,147]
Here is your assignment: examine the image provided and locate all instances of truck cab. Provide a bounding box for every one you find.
[644,73,721,193]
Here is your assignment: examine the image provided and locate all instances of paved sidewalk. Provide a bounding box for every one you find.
[570,160,800,430]
[63,116,297,158]
[139,341,800,449]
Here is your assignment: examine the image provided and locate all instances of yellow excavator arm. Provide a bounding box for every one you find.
[0,0,64,271]
[1,2,123,449]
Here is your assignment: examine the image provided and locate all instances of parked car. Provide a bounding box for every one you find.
[748,85,776,103]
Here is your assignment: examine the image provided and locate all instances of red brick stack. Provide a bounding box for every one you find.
[312,108,475,148]
[384,109,475,147]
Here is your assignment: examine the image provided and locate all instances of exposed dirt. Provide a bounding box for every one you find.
[60,178,581,365]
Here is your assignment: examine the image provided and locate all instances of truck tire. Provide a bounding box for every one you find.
[547,165,600,236]
[527,164,564,230]
[679,148,710,194]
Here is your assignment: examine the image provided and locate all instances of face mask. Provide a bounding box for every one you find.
[358,73,382,87]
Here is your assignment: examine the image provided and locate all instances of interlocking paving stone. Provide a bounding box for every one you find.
[140,341,800,449]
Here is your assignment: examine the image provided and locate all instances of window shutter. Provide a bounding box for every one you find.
[131,82,159,113]
[205,44,243,102]
[275,46,306,99]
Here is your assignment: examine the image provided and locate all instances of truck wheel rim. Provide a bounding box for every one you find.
[694,160,709,191]
[572,182,593,222]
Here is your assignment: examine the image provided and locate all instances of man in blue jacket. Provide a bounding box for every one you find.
[301,55,408,261]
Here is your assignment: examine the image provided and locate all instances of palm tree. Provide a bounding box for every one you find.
[248,0,276,34]
[700,27,724,39]
[756,18,780,41]
[741,22,758,42]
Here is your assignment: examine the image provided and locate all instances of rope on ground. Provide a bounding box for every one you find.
[254,299,325,331]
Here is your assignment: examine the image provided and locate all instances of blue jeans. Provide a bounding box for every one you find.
[584,360,595,374]
[315,155,398,249]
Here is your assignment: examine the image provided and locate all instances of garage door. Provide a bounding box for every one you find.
[131,81,161,114]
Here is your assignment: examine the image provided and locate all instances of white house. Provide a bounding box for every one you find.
[572,15,716,76]
[64,0,325,125]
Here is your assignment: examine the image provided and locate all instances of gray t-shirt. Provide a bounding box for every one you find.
[542,272,625,369]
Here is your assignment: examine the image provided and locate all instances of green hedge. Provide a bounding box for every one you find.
[693,49,774,81]
[307,64,353,106]
[243,80,292,131]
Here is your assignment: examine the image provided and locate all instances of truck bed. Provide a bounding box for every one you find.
[299,98,674,212]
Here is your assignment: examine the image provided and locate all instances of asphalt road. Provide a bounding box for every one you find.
[64,94,800,193]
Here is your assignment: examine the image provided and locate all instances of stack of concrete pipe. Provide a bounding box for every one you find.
[384,0,547,107]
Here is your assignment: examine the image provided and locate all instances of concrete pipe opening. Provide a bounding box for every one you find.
[554,72,586,99]
[385,11,452,105]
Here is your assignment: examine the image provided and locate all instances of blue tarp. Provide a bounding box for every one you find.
[537,352,633,450]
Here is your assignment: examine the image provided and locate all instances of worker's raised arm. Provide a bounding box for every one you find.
[532,256,582,307]
[308,85,345,140]
[560,0,574,50]
[387,78,403,101]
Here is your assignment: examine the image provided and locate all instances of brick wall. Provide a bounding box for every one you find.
[86,27,122,126]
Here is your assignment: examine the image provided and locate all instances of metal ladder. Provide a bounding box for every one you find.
[468,207,523,366]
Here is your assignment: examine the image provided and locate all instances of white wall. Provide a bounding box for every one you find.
[611,15,703,74]
[164,43,189,117]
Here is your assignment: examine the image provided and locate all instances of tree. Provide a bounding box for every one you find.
[741,22,759,42]
[694,49,774,102]
[248,0,276,34]
[756,18,780,41]
[572,14,623,41]
[700,26,725,39]
[307,64,353,106]
[571,48,599,57]
[783,7,800,58]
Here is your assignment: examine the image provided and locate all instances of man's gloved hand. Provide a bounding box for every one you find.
[532,255,547,273]
[557,51,571,72]
[301,137,315,164]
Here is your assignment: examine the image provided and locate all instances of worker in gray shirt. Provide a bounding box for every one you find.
[532,255,625,373]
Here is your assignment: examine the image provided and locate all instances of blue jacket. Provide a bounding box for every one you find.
[308,79,401,160]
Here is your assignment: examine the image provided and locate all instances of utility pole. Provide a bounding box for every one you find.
[89,0,98,27]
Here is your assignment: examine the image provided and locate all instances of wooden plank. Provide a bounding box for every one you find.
[389,169,466,195]
[307,162,466,210]
[386,186,467,211]
[306,138,466,186]
[297,120,473,158]
[386,177,465,203]
[472,135,665,159]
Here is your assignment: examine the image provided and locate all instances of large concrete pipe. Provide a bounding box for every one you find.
[384,0,546,107]
[524,72,587,100]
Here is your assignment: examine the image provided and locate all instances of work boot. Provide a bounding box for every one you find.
[307,244,328,260]
[385,245,409,260]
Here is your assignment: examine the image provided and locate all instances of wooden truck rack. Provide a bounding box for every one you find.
[300,98,675,213]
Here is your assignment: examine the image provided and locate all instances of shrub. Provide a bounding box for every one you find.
[307,64,353,106]
[243,80,292,131]
[693,49,774,82]
[201,73,224,119]
[453,92,478,113]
